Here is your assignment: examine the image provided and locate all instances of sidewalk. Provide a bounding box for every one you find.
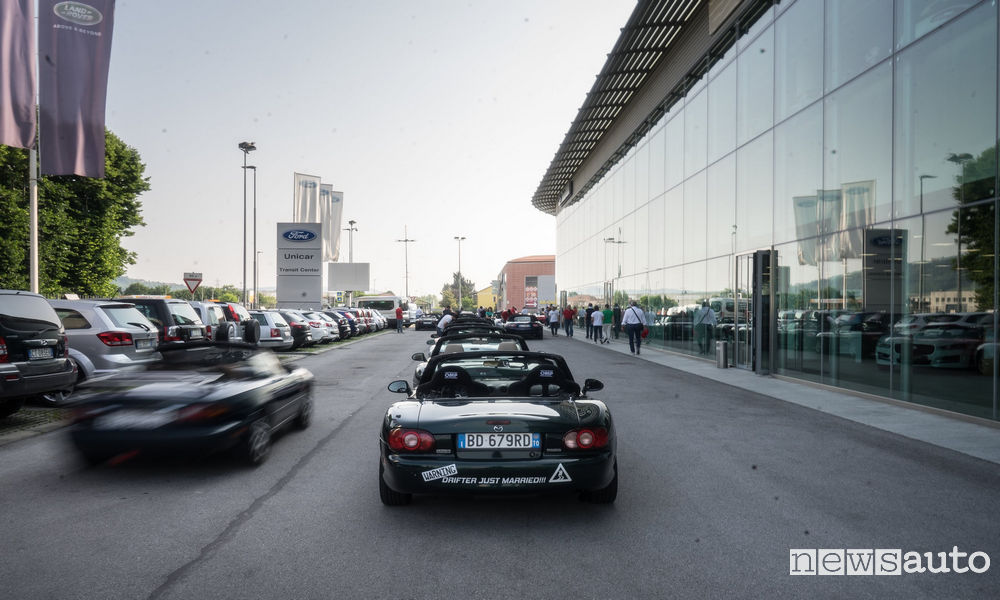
[582,334,1000,465]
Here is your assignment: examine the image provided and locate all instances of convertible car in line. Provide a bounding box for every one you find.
[67,343,313,466]
[380,350,616,505]
[410,332,530,386]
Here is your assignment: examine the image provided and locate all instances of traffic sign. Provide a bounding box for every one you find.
[183,272,203,294]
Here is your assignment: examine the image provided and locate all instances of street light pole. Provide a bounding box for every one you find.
[244,165,257,307]
[454,236,466,311]
[918,174,937,312]
[947,152,973,312]
[238,141,256,305]
[344,219,358,263]
[395,226,416,299]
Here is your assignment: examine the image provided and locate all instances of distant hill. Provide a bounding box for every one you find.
[114,276,185,291]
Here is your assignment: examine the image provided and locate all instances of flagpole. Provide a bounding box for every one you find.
[29,147,38,293]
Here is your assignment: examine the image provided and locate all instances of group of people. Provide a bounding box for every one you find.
[535,300,649,355]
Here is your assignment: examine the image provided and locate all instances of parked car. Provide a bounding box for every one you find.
[188,301,232,342]
[814,311,891,359]
[876,323,986,369]
[214,301,261,344]
[302,311,339,343]
[274,310,323,348]
[410,332,530,386]
[67,342,313,466]
[249,310,294,351]
[48,299,160,387]
[119,297,205,349]
[321,310,352,340]
[0,290,77,416]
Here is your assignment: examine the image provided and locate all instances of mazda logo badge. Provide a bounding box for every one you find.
[493,425,503,432]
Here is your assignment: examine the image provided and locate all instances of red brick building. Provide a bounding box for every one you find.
[498,255,555,313]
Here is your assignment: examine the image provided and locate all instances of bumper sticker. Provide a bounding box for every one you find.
[549,463,572,483]
[422,464,458,482]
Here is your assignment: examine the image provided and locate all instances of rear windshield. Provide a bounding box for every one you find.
[0,294,62,331]
[168,302,203,325]
[358,299,395,311]
[103,306,155,330]
[280,312,305,323]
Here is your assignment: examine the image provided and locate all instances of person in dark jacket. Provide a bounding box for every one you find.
[613,304,622,339]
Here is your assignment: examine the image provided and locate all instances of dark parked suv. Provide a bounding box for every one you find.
[119,297,205,349]
[0,290,78,417]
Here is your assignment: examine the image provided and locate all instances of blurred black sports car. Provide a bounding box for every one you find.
[380,350,616,505]
[67,343,313,466]
[414,313,441,331]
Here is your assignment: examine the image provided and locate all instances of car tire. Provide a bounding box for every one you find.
[39,387,73,406]
[216,322,235,342]
[0,397,25,419]
[581,461,617,504]
[977,352,991,375]
[243,319,261,344]
[239,417,272,466]
[294,396,313,430]
[379,462,412,506]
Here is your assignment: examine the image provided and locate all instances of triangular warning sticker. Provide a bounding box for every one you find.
[549,463,572,483]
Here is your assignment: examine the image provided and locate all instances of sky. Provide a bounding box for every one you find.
[103,0,637,299]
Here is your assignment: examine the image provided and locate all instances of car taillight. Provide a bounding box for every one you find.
[291,322,305,330]
[164,326,181,341]
[0,336,8,363]
[562,427,609,450]
[205,324,213,337]
[387,428,435,452]
[97,331,134,346]
[177,404,230,422]
[310,321,322,328]
[270,328,280,337]
[63,334,69,357]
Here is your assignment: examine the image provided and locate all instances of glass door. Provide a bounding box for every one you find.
[733,254,754,369]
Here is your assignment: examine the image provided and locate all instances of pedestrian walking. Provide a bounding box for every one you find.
[395,306,404,333]
[621,300,646,355]
[547,306,560,336]
[601,304,613,344]
[562,305,576,337]
[591,306,605,343]
[613,304,622,339]
[585,304,595,339]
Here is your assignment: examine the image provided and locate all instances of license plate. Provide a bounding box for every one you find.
[28,347,54,360]
[458,432,540,449]
[188,330,203,339]
[94,409,175,429]
[135,339,153,350]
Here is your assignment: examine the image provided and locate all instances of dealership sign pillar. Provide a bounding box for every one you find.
[276,223,323,309]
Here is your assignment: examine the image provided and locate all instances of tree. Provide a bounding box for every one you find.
[0,130,148,296]
[947,144,996,311]
[441,272,475,310]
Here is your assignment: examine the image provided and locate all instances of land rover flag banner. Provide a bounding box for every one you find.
[39,0,116,177]
[0,0,36,149]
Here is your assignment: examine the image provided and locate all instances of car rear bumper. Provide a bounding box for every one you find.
[381,451,615,495]
[0,360,77,400]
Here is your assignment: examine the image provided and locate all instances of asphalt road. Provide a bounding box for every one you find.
[1,330,998,599]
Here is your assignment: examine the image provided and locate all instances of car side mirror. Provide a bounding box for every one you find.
[426,339,435,345]
[387,380,411,394]
[411,352,426,362]
[582,378,603,393]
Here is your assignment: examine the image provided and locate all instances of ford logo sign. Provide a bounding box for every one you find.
[54,1,102,25]
[282,230,317,242]
[300,181,317,189]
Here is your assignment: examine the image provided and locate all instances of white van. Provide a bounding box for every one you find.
[356,295,410,328]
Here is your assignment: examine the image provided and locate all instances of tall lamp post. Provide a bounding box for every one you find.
[396,226,416,299]
[238,141,256,305]
[244,164,257,307]
[454,236,466,311]
[946,152,973,312]
[604,235,626,303]
[343,219,358,305]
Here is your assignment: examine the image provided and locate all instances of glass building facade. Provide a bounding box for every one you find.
[554,0,999,421]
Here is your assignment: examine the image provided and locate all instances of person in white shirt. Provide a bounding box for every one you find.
[621,300,646,355]
[693,301,718,354]
[436,312,453,335]
[547,306,559,336]
[591,306,605,344]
